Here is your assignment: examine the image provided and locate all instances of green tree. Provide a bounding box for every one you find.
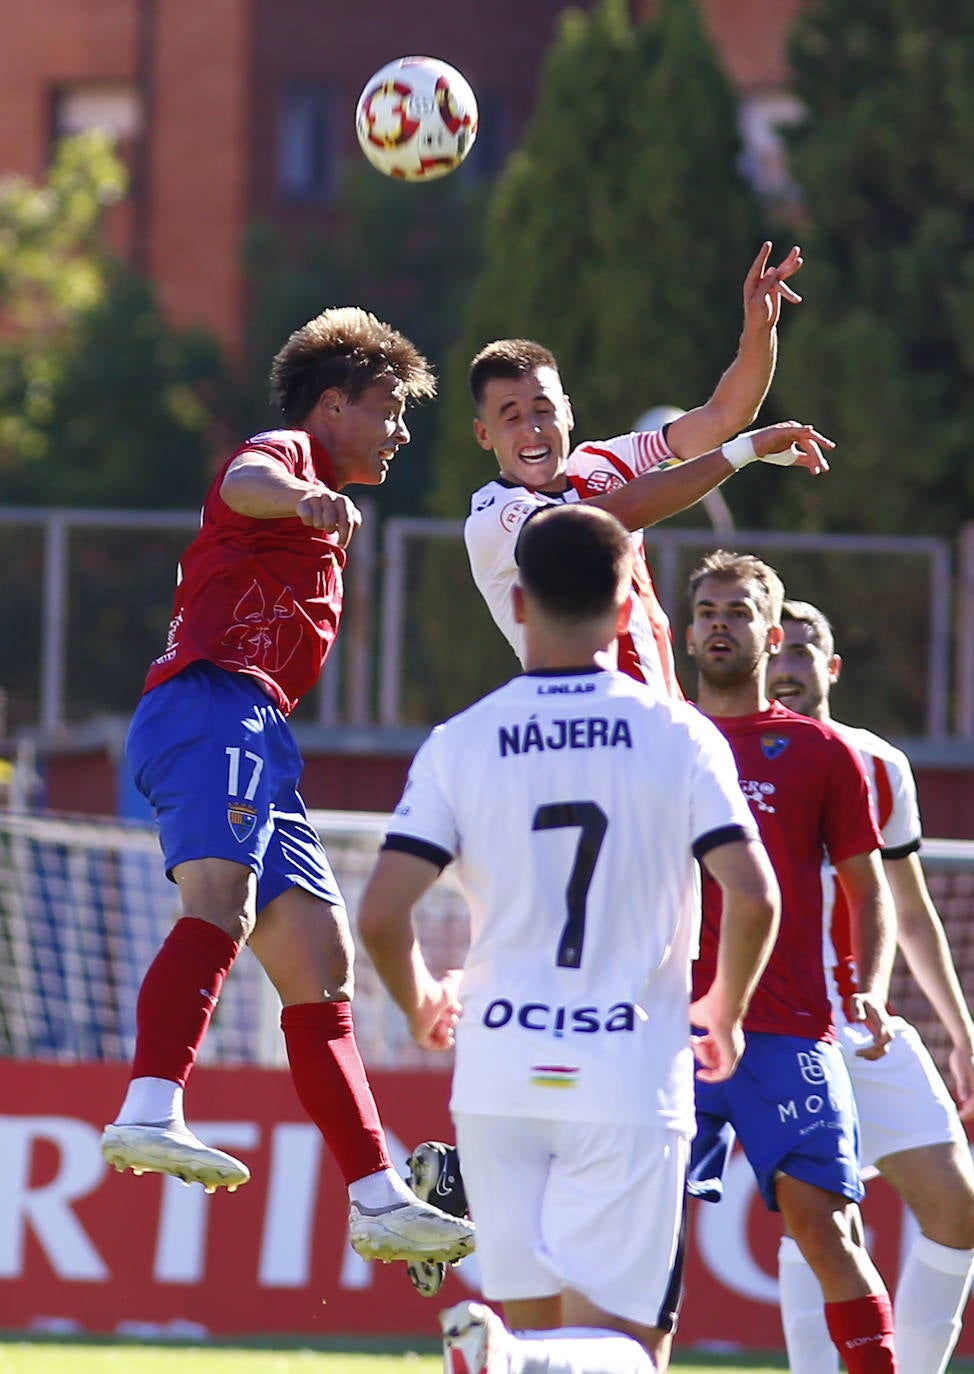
[0,130,228,508]
[768,1,974,535]
[428,0,641,519]
[428,0,762,521]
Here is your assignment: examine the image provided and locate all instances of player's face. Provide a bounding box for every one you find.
[327,376,410,487]
[687,575,778,689]
[473,367,575,493]
[768,620,836,719]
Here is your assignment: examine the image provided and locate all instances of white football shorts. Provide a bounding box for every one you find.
[839,1017,966,1171]
[453,1112,688,1329]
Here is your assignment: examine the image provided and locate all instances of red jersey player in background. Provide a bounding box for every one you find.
[464,242,832,700]
[100,306,474,1269]
[769,598,974,1374]
[685,549,900,1374]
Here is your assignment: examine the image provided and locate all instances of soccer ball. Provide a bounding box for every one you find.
[355,56,479,182]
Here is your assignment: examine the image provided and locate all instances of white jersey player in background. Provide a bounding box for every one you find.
[358,504,781,1374]
[463,242,832,700]
[768,598,974,1374]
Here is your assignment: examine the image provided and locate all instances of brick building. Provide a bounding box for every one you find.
[0,0,803,357]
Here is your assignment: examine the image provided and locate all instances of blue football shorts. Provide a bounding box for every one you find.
[126,661,342,912]
[688,1030,863,1211]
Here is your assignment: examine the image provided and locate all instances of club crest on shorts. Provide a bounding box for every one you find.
[760,733,790,760]
[227,801,258,842]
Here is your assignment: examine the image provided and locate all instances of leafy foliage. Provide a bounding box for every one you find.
[767,0,974,535]
[427,0,762,520]
[0,131,227,508]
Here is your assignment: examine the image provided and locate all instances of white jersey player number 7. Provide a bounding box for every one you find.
[385,664,754,1138]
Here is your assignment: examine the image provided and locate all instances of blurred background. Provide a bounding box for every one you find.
[3,1,974,1351]
[2,0,974,771]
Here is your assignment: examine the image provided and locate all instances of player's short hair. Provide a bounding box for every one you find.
[687,549,784,624]
[270,306,436,423]
[468,339,561,408]
[782,599,836,658]
[515,505,632,622]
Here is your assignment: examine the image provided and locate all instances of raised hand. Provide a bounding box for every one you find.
[743,241,803,331]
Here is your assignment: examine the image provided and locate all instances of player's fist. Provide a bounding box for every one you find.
[296,487,362,546]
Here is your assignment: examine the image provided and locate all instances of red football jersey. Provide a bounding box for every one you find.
[143,429,346,715]
[693,701,882,1039]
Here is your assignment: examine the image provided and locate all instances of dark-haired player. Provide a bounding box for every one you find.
[464,243,830,700]
[358,505,780,1374]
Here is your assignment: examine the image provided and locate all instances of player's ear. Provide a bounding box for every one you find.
[512,582,526,625]
[829,654,842,685]
[767,623,783,656]
[472,417,494,452]
[564,394,575,432]
[318,387,345,416]
[685,625,695,656]
[616,597,632,635]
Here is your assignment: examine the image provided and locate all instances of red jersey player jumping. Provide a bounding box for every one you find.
[100,306,474,1269]
[684,549,900,1373]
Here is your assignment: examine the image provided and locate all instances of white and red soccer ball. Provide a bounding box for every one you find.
[355,56,479,182]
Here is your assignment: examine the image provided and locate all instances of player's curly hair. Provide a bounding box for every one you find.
[687,549,785,625]
[782,599,836,658]
[468,338,561,408]
[270,306,436,423]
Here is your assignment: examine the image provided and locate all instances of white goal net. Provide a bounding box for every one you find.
[0,809,972,1080]
[0,808,470,1071]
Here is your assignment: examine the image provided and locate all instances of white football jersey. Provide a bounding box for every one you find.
[383,667,755,1135]
[464,430,683,699]
[821,720,922,1020]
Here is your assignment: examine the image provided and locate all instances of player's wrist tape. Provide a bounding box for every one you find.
[721,432,798,470]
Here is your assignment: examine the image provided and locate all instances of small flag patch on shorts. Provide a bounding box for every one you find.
[227,802,258,842]
[531,1064,579,1089]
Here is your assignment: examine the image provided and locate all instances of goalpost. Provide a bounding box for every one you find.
[1,808,972,1077]
[0,808,469,1071]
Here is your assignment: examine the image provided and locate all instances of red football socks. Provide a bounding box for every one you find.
[281,1001,391,1186]
[825,1293,897,1373]
[131,916,241,1086]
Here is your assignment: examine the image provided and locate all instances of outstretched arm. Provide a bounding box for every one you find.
[888,851,974,1117]
[665,242,803,461]
[584,420,833,534]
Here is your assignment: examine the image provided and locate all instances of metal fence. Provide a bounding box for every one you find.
[1,505,970,740]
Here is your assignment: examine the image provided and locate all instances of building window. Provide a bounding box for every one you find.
[278,83,339,203]
[52,82,142,142]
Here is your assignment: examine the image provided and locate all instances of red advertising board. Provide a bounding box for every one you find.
[1,1060,971,1356]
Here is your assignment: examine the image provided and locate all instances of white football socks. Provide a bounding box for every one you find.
[114,1076,184,1127]
[347,1166,417,1209]
[780,1229,974,1374]
[511,1327,655,1374]
[778,1235,839,1374]
[894,1232,974,1374]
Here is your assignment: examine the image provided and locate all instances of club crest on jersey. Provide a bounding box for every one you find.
[499,500,538,532]
[760,732,790,759]
[227,802,258,842]
[581,469,624,494]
